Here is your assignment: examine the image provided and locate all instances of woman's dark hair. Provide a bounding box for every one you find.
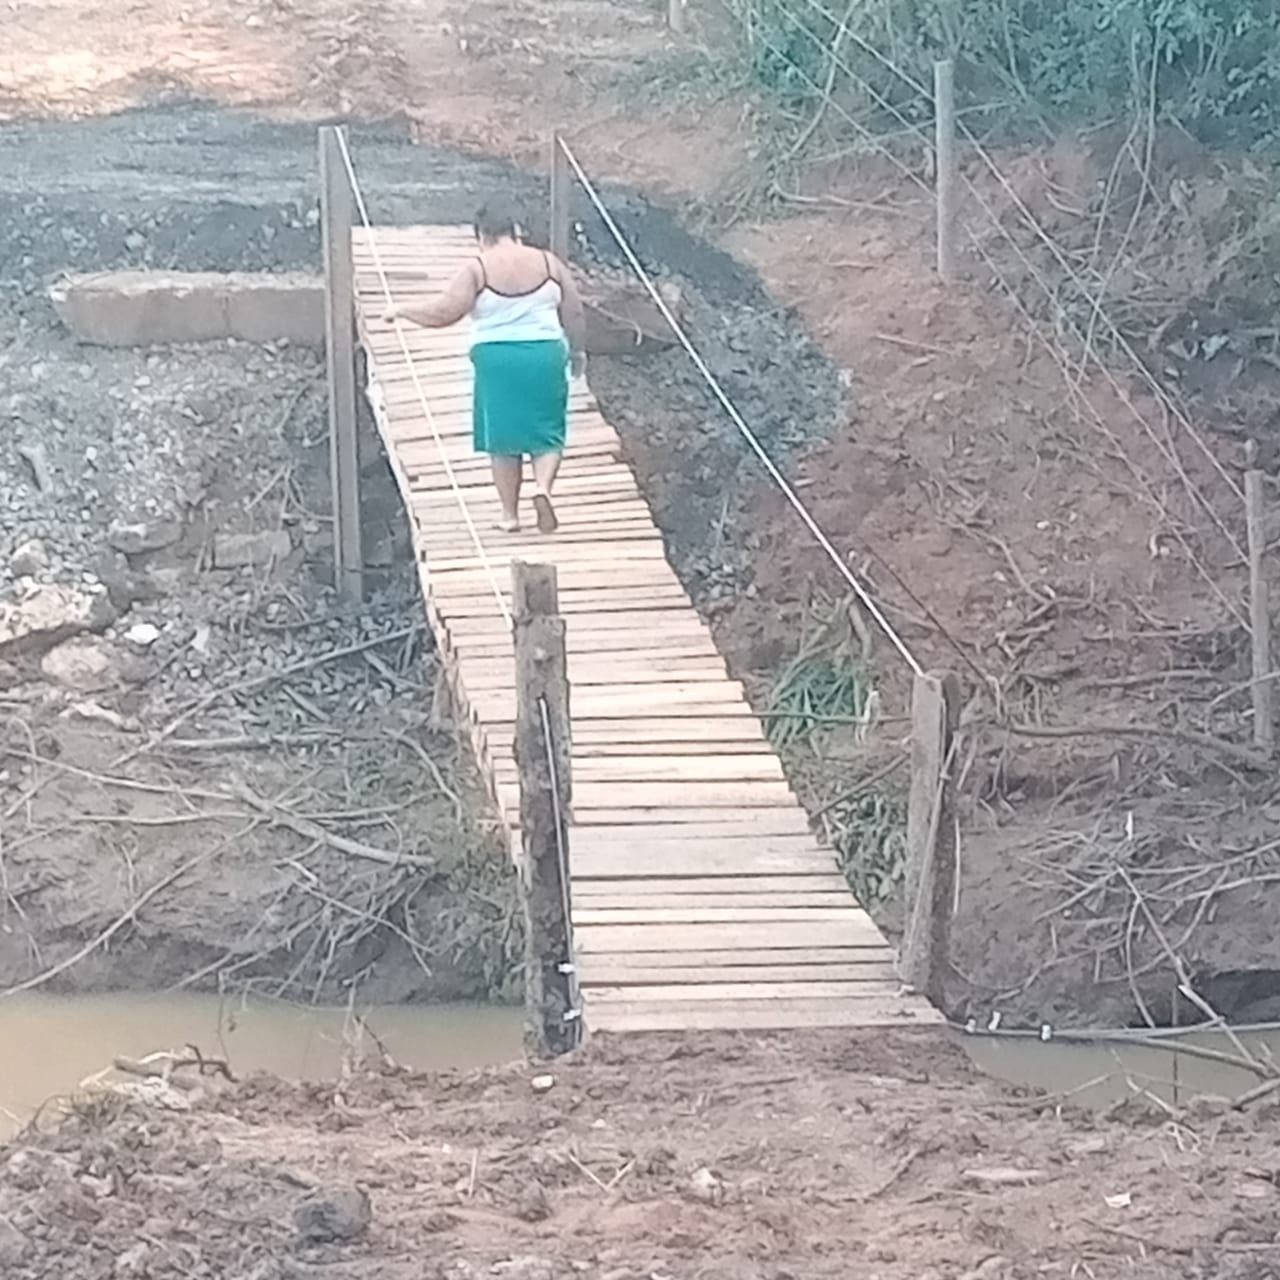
[474,198,523,243]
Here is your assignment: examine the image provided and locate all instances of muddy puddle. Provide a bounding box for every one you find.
[0,993,523,1137]
[5,992,1278,1138]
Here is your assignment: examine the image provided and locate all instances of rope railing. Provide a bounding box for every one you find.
[728,0,1249,574]
[556,137,926,679]
[332,130,513,630]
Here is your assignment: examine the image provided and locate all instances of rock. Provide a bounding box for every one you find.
[490,1258,555,1280]
[686,1167,724,1205]
[214,530,291,570]
[0,585,114,658]
[530,1074,555,1095]
[113,1241,150,1275]
[292,1184,371,1244]
[124,622,161,648]
[9,539,49,577]
[514,1183,552,1223]
[108,518,182,556]
[40,638,115,692]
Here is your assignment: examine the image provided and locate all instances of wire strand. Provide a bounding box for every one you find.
[332,130,512,629]
[736,0,1247,563]
[558,137,924,678]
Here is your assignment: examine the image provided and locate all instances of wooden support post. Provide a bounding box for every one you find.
[900,670,961,1006]
[318,125,364,603]
[667,0,685,34]
[933,59,957,285]
[513,561,580,1056]
[1246,441,1273,754]
[549,134,571,265]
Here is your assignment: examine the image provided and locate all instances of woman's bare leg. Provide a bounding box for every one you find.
[490,455,523,528]
[530,452,562,534]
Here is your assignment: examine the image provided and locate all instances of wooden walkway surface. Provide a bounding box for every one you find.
[353,225,939,1033]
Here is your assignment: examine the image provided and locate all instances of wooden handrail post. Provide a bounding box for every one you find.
[549,133,571,264]
[900,670,961,1006]
[1246,441,1274,753]
[318,125,364,602]
[513,561,580,1055]
[667,0,686,33]
[933,59,957,284]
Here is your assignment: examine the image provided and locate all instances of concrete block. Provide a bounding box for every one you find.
[51,272,325,347]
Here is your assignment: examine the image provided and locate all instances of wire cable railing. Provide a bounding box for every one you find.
[333,130,513,630]
[558,137,925,679]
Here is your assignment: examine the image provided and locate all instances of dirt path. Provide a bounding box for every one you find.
[8,1031,1280,1279]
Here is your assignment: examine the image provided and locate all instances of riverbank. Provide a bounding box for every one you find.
[5,1028,1275,1278]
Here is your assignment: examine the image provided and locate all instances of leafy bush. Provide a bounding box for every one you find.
[735,0,1280,143]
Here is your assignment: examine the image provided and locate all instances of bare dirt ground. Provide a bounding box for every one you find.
[8,1031,1280,1280]
[2,0,1279,1024]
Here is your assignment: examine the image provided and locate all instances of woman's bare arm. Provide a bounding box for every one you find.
[386,263,480,328]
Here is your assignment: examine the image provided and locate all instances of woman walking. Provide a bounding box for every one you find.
[386,199,586,534]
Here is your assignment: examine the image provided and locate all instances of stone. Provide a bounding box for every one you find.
[0,586,113,658]
[124,622,161,648]
[8,539,49,577]
[50,272,325,347]
[108,518,182,556]
[41,638,115,692]
[292,1185,371,1244]
[214,530,292,570]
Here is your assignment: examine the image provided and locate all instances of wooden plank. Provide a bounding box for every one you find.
[585,997,942,1032]
[575,947,876,968]
[576,906,867,925]
[588,981,906,1002]
[573,875,850,896]
[581,962,896,985]
[574,920,884,952]
[572,890,853,909]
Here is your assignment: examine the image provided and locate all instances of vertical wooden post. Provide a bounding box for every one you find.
[318,125,364,603]
[513,561,580,1056]
[900,670,961,1006]
[549,134,571,265]
[667,0,685,34]
[933,59,957,285]
[1246,441,1273,753]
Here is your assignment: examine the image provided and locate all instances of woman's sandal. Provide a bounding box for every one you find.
[494,517,521,534]
[531,486,559,535]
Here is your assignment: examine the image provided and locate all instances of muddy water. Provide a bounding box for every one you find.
[965,1025,1280,1107]
[4,994,1276,1139]
[0,994,523,1138]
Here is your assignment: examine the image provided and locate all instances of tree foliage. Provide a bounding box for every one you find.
[740,0,1280,143]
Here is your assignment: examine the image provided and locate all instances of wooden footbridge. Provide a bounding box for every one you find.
[326,133,941,1036]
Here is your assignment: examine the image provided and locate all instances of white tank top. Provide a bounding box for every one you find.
[469,255,565,347]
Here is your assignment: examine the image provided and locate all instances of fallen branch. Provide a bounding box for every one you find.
[1003,720,1271,773]
[231,783,436,871]
[115,624,423,767]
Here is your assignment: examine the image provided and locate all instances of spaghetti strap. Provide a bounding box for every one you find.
[476,257,488,289]
[543,251,555,285]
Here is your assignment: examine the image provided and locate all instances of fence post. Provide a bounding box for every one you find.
[513,561,580,1055]
[318,125,364,602]
[667,0,685,34]
[549,134,571,264]
[900,669,961,1006]
[1246,441,1273,753]
[933,59,957,284]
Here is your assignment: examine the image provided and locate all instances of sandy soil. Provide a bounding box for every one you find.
[3,0,1279,1028]
[6,1031,1280,1279]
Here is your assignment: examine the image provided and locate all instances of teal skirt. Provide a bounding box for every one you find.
[471,339,569,458]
